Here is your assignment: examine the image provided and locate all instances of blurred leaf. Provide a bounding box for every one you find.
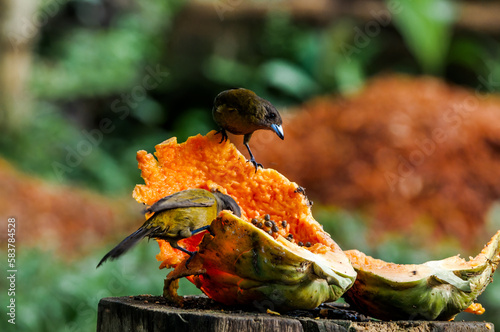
[259,59,320,99]
[0,243,200,332]
[317,20,379,94]
[172,108,214,142]
[261,11,321,80]
[389,0,457,74]
[203,55,254,87]
[481,57,500,93]
[260,11,300,59]
[78,145,131,194]
[448,36,488,70]
[486,203,500,237]
[31,28,147,99]
[30,0,179,99]
[130,98,166,126]
[314,206,372,254]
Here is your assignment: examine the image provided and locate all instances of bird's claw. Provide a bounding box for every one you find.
[215,129,228,143]
[248,159,263,173]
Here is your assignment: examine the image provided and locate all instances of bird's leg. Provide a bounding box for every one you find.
[215,128,229,143]
[191,225,214,236]
[243,133,263,172]
[171,243,197,268]
[245,143,262,172]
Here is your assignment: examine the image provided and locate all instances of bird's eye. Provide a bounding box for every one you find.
[267,113,276,119]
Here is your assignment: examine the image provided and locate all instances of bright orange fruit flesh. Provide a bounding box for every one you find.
[133,131,342,268]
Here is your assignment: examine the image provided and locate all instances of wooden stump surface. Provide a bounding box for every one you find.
[97,296,494,332]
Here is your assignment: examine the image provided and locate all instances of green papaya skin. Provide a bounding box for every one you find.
[165,211,356,311]
[344,231,500,321]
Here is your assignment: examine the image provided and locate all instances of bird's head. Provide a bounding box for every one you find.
[213,192,242,217]
[261,102,284,140]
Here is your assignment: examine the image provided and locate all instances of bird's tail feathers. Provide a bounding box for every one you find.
[97,226,157,268]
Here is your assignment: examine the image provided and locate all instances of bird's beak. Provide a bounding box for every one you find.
[271,124,284,140]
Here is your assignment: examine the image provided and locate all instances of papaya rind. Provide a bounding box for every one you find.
[166,211,356,311]
[344,230,500,320]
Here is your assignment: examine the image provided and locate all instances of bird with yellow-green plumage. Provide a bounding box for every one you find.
[97,188,241,268]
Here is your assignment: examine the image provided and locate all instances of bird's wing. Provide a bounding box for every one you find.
[146,190,215,213]
[215,106,238,114]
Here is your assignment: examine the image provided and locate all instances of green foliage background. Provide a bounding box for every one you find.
[3,0,500,193]
[1,0,500,330]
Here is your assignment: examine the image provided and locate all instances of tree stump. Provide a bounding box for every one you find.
[97,296,494,332]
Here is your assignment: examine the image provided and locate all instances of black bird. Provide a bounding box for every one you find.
[212,88,284,171]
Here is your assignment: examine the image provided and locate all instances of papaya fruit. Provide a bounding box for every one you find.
[133,132,356,310]
[343,230,500,320]
[132,131,499,317]
[165,211,356,311]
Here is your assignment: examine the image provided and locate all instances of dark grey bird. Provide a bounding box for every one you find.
[212,88,284,171]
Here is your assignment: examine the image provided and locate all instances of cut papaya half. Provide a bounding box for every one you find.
[343,230,500,320]
[165,211,356,311]
[133,131,356,309]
